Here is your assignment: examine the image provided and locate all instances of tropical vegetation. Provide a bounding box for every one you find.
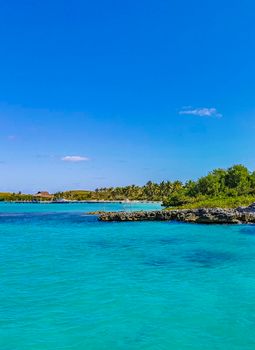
[1,165,255,209]
[163,164,255,208]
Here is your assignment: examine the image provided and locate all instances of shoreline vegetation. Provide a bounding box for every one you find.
[1,164,255,210]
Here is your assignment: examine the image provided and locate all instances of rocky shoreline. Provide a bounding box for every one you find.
[98,204,255,224]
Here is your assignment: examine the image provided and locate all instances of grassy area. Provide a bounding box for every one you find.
[0,192,42,201]
[166,196,255,210]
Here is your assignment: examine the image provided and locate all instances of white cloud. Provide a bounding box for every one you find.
[61,155,89,162]
[179,107,222,118]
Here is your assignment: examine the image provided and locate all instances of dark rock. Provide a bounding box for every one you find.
[237,202,255,213]
[86,210,110,215]
[98,206,255,224]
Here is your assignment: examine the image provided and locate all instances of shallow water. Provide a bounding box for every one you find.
[0,201,162,214]
[1,203,255,350]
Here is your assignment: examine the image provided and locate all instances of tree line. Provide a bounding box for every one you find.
[54,165,255,208]
[163,164,255,208]
[1,165,255,208]
[53,181,183,202]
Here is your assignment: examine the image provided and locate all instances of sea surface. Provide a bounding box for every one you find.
[1,202,255,350]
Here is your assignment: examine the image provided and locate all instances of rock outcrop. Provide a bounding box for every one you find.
[98,206,255,224]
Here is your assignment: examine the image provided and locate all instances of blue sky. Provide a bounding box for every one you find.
[0,0,255,193]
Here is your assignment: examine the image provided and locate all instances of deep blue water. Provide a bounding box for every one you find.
[1,203,255,349]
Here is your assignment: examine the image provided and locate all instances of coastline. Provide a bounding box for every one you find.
[98,206,255,224]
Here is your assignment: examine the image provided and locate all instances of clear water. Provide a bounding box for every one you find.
[1,203,255,350]
[0,201,162,214]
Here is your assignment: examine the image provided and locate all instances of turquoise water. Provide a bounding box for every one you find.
[0,201,162,214]
[1,203,255,350]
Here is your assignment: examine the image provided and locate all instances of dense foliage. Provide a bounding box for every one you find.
[53,181,182,201]
[55,165,255,208]
[0,193,36,202]
[0,192,51,202]
[163,165,255,208]
[1,165,255,208]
